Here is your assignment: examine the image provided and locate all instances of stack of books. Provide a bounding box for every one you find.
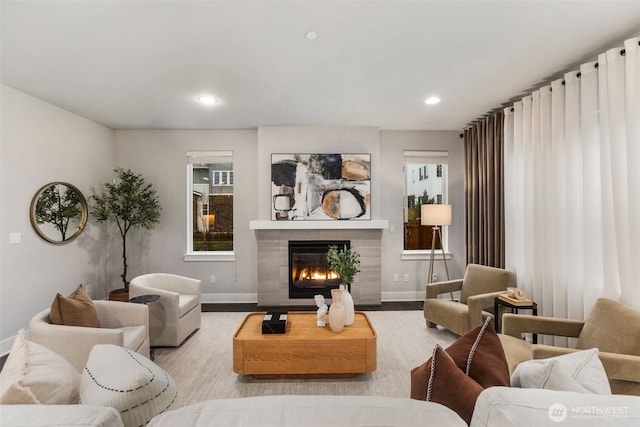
[498,293,533,306]
[262,312,288,334]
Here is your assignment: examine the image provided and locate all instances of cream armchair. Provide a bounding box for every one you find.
[499,298,640,395]
[424,264,515,335]
[129,273,202,347]
[29,300,150,372]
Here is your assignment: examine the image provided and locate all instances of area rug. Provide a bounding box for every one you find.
[153,310,457,405]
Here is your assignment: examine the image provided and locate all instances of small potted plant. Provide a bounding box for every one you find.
[327,244,361,288]
[90,168,161,301]
[327,244,360,326]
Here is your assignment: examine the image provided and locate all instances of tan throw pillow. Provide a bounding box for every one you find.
[50,284,100,327]
[0,330,80,404]
[411,318,510,401]
[426,344,484,425]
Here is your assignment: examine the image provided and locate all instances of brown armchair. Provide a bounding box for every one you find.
[424,264,515,335]
[499,298,640,395]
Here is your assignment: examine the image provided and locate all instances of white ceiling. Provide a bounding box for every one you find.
[2,1,639,131]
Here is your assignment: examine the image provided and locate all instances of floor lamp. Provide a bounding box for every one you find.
[421,204,451,284]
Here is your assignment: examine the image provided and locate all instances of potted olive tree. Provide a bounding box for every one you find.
[90,168,161,301]
[327,244,360,326]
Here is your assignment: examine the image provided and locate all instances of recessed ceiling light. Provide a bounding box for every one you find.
[424,96,441,105]
[305,31,318,40]
[197,95,218,105]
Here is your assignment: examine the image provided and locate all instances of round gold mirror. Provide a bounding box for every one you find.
[30,182,88,244]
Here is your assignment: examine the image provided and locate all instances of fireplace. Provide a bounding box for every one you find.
[254,226,383,306]
[288,240,349,299]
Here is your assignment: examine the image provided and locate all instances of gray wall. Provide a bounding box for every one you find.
[0,88,464,352]
[0,85,115,354]
[379,130,465,300]
[113,127,464,303]
[113,130,259,302]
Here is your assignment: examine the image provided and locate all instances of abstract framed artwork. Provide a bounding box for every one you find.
[271,153,371,220]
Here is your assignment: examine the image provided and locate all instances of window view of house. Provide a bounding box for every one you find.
[403,151,448,251]
[188,152,233,252]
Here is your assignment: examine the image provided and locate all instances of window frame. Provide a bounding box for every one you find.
[184,151,236,262]
[213,170,234,186]
[402,150,450,260]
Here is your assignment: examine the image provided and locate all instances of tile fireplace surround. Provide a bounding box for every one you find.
[251,221,387,306]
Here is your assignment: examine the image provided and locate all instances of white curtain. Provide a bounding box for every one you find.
[504,37,640,337]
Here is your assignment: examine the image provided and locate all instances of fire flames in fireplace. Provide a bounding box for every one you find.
[289,240,350,299]
[298,268,339,282]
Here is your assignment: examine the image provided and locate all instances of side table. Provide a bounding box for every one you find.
[494,296,538,344]
[129,294,160,359]
[129,294,160,305]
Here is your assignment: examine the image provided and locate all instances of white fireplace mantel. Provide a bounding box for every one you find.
[250,220,389,230]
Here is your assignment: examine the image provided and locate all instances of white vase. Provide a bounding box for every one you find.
[329,289,345,333]
[340,284,355,326]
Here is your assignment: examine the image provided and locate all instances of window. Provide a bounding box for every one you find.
[186,151,234,258]
[213,170,234,186]
[403,151,448,251]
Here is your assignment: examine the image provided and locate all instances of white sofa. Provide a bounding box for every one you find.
[28,300,150,372]
[147,390,640,427]
[0,404,124,427]
[129,273,201,347]
[147,395,466,426]
[3,389,640,427]
[472,387,640,426]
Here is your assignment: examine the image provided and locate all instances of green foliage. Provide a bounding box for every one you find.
[35,185,82,241]
[193,233,233,251]
[420,190,435,205]
[90,168,161,289]
[327,244,361,286]
[90,168,161,232]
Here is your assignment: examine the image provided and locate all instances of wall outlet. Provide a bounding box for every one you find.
[403,273,410,282]
[209,275,216,284]
[432,274,438,282]
[389,224,395,233]
[393,273,399,282]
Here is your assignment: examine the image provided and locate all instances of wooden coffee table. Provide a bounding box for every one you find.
[233,311,376,376]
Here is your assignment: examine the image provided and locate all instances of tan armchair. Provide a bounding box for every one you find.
[499,298,640,395]
[424,264,515,335]
[29,300,150,372]
[129,273,201,347]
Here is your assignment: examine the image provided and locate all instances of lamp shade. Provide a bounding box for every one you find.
[421,204,452,226]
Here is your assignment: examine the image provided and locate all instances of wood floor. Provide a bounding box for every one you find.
[153,310,457,405]
[202,301,424,312]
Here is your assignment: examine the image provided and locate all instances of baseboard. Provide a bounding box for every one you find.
[381,291,423,302]
[201,292,258,304]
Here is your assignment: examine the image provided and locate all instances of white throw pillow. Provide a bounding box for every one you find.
[80,344,182,427]
[511,347,611,394]
[0,329,80,404]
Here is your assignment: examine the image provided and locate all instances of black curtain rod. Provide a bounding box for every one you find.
[463,40,638,130]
